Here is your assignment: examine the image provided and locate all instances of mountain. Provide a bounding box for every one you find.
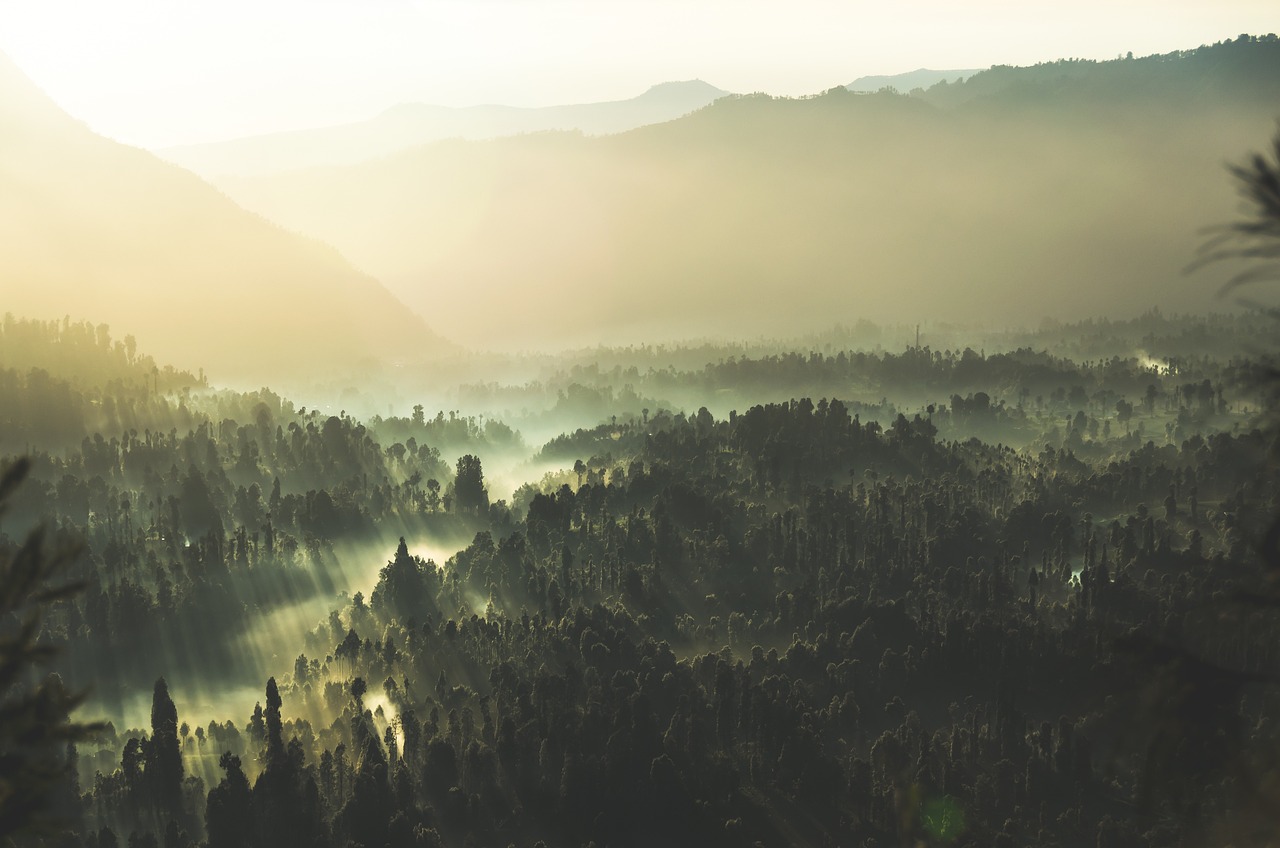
[0,51,450,384]
[207,37,1280,352]
[846,68,983,92]
[158,80,731,177]
[915,39,1280,109]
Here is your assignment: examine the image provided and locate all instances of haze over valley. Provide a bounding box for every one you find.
[2,12,1280,848]
[159,80,732,177]
[0,52,451,385]
[210,41,1279,351]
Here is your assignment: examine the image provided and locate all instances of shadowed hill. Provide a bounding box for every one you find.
[846,68,983,92]
[0,51,451,384]
[918,34,1280,109]
[211,37,1280,352]
[158,80,731,177]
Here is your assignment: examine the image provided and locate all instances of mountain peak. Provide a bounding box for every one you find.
[640,79,728,98]
[0,50,448,383]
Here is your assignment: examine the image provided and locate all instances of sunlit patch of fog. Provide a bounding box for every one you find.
[92,683,268,744]
[1136,354,1166,373]
[73,318,1190,744]
[363,692,399,740]
[81,528,474,741]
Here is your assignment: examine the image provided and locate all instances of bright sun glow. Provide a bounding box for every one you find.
[0,0,1275,147]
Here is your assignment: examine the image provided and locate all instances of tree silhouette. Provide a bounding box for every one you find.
[452,454,489,516]
[205,752,253,848]
[0,457,102,839]
[145,677,184,819]
[1192,125,1280,290]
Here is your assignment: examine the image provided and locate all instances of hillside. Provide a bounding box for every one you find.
[8,309,1276,847]
[210,37,1280,352]
[919,35,1280,109]
[846,67,983,92]
[0,51,450,384]
[158,80,731,177]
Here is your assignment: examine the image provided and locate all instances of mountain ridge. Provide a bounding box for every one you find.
[846,67,984,92]
[159,80,732,177]
[378,79,726,116]
[209,37,1280,352]
[0,49,452,385]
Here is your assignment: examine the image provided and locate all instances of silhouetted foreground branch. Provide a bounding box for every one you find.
[0,457,103,840]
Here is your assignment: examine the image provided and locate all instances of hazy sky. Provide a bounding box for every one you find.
[0,0,1275,148]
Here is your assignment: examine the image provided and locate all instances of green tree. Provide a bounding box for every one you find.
[452,454,489,516]
[1114,397,1134,429]
[263,677,284,767]
[253,678,322,848]
[206,752,254,848]
[145,677,184,818]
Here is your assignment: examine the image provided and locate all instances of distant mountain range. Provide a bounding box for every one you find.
[159,80,731,177]
[0,51,450,384]
[206,37,1280,351]
[846,68,984,93]
[7,37,1280,364]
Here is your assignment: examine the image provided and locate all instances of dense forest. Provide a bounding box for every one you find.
[4,23,1280,848]
[3,302,1278,848]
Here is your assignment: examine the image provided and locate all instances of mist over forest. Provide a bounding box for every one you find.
[207,39,1280,350]
[2,28,1280,848]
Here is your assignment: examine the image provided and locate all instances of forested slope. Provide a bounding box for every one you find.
[4,313,1277,847]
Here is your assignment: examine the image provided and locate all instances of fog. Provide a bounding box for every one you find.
[159,81,730,177]
[77,527,468,731]
[0,51,450,388]
[4,28,1279,848]
[210,49,1280,353]
[6,42,1278,382]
